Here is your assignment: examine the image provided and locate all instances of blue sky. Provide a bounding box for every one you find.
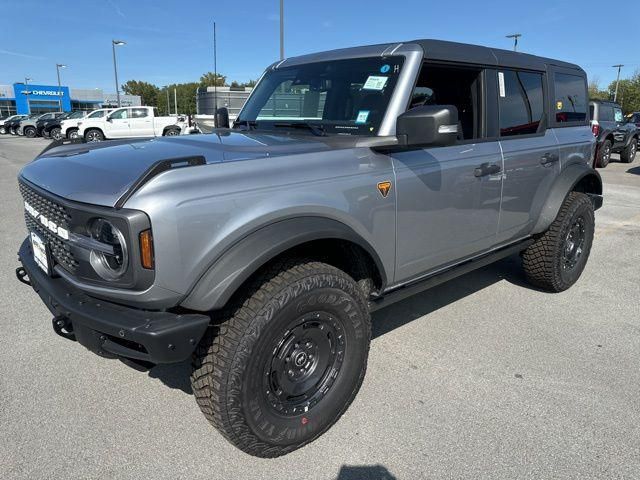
[1,0,638,92]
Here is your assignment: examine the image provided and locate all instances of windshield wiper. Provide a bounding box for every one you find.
[274,122,327,137]
[234,119,258,130]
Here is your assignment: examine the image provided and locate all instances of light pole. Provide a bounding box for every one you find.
[112,39,126,107]
[506,33,521,52]
[213,21,218,114]
[24,76,32,114]
[612,64,624,102]
[280,0,284,60]
[56,64,66,112]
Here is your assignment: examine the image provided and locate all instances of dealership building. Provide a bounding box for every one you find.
[0,83,141,116]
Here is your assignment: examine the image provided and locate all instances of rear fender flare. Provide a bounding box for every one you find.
[180,216,387,311]
[532,163,602,234]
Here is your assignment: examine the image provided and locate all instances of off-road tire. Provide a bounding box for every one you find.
[596,139,612,168]
[24,126,36,138]
[522,192,594,292]
[84,129,104,142]
[620,138,637,163]
[191,259,371,458]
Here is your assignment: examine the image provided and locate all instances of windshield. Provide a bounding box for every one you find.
[237,56,405,136]
[67,110,85,119]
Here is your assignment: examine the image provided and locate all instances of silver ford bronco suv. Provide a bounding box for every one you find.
[16,39,602,457]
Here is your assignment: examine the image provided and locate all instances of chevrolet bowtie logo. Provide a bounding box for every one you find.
[377,181,392,198]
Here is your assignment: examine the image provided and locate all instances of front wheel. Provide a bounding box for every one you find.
[522,192,595,292]
[50,127,62,140]
[620,138,637,163]
[191,260,371,458]
[84,129,104,142]
[67,128,79,139]
[24,126,36,138]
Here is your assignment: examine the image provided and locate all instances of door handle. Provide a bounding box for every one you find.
[540,152,559,165]
[474,163,501,177]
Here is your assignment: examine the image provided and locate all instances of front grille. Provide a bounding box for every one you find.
[19,181,79,273]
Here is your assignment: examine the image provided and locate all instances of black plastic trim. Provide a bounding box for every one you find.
[370,238,534,312]
[18,239,210,365]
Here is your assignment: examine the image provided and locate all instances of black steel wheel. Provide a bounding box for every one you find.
[191,259,371,458]
[523,192,594,292]
[261,312,346,417]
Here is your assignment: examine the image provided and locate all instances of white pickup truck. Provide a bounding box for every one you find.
[77,106,186,142]
[62,108,114,139]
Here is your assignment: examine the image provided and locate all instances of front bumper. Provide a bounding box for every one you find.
[17,238,210,365]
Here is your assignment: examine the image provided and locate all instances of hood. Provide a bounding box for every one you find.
[19,131,365,207]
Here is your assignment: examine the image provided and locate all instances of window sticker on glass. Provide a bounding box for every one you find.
[356,110,370,124]
[498,72,506,98]
[363,76,388,91]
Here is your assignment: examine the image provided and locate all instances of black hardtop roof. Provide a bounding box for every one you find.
[412,39,584,73]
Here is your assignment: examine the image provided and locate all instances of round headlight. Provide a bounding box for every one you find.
[89,218,128,280]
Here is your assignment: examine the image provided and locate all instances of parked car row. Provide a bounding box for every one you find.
[589,100,639,168]
[1,106,190,141]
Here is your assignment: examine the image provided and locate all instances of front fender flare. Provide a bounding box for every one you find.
[532,163,602,235]
[180,216,387,312]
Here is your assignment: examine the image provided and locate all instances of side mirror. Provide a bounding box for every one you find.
[215,107,230,129]
[396,105,459,147]
[106,116,113,122]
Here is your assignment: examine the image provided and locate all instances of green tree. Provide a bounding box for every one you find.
[158,83,200,115]
[230,79,258,88]
[121,80,160,106]
[199,72,227,87]
[588,77,609,101]
[607,71,640,114]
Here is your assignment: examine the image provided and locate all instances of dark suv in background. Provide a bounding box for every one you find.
[590,100,638,167]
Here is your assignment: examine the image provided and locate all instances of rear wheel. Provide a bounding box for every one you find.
[596,139,612,168]
[24,126,36,138]
[522,192,594,292]
[620,138,637,163]
[50,127,62,140]
[191,259,371,458]
[84,129,104,142]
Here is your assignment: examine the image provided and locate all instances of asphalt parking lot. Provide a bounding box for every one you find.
[1,135,639,480]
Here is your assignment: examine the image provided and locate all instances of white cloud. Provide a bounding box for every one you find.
[0,49,44,60]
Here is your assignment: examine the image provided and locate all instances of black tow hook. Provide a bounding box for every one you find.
[15,266,31,286]
[52,316,76,342]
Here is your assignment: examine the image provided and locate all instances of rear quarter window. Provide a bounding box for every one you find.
[554,73,587,123]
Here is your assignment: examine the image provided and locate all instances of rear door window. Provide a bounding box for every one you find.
[554,73,587,123]
[599,105,613,122]
[498,70,545,137]
[131,108,148,118]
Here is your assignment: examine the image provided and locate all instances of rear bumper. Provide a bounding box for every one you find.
[17,238,210,365]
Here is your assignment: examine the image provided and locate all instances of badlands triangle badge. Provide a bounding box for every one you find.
[377,181,392,198]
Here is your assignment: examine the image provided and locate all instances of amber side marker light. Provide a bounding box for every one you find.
[139,230,155,269]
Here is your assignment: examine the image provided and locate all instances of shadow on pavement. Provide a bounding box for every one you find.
[626,165,640,175]
[148,360,193,394]
[372,253,530,339]
[335,464,397,480]
[149,254,532,392]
